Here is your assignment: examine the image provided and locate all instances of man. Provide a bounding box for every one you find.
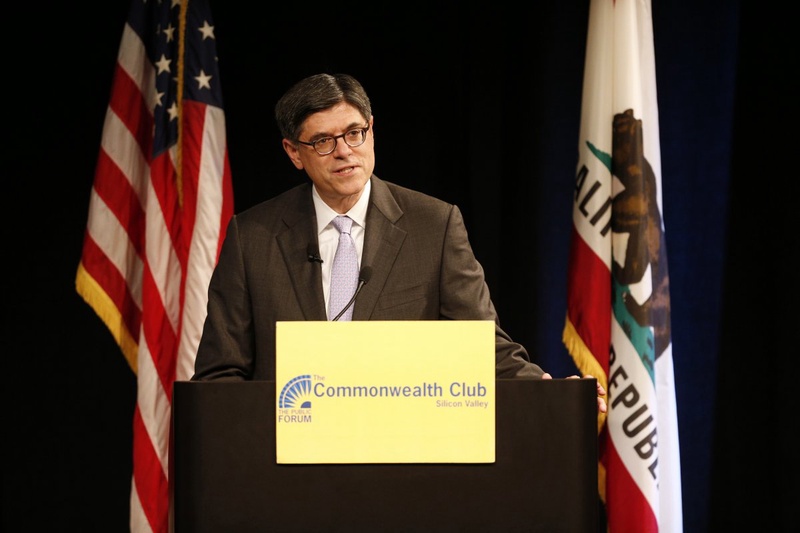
[192,72,606,411]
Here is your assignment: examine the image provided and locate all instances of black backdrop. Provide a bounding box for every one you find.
[6,1,796,531]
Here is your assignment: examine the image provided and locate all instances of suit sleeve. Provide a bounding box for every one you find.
[192,215,255,381]
[439,205,545,378]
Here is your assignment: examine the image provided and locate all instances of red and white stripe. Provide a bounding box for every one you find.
[76,5,233,532]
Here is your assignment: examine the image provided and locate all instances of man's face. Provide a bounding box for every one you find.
[282,102,375,213]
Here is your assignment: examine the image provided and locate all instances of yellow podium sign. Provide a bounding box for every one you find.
[275,321,495,464]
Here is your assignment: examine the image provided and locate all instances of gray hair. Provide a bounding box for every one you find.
[274,73,372,142]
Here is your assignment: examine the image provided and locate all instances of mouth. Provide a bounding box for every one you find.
[333,165,357,175]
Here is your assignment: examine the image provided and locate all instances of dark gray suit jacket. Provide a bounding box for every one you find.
[192,175,544,381]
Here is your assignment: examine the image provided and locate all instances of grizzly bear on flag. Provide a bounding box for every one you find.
[611,108,672,361]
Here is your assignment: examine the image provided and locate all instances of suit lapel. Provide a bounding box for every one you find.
[353,177,406,320]
[276,186,327,320]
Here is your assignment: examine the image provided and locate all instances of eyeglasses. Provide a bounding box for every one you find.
[297,125,370,155]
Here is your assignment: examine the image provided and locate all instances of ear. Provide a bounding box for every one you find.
[282,139,304,170]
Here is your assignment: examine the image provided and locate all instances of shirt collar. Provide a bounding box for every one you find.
[312,178,371,234]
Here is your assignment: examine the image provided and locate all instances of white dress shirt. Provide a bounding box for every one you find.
[312,179,370,318]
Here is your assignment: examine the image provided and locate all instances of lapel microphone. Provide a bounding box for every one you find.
[307,243,323,263]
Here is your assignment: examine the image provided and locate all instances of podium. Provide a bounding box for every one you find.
[172,379,598,532]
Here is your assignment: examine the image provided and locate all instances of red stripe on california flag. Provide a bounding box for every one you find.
[605,439,658,532]
[566,226,611,364]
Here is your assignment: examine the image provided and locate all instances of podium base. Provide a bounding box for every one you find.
[172,378,597,532]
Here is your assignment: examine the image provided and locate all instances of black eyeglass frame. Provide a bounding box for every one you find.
[296,125,371,155]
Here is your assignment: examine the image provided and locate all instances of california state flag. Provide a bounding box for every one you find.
[563,0,683,531]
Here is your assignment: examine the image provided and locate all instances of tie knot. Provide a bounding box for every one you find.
[332,215,353,235]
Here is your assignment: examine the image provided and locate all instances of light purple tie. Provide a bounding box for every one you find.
[329,216,359,321]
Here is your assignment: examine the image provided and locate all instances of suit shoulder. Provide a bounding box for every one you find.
[378,177,454,211]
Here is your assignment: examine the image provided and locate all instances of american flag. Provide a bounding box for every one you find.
[75,0,233,530]
[563,0,683,531]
